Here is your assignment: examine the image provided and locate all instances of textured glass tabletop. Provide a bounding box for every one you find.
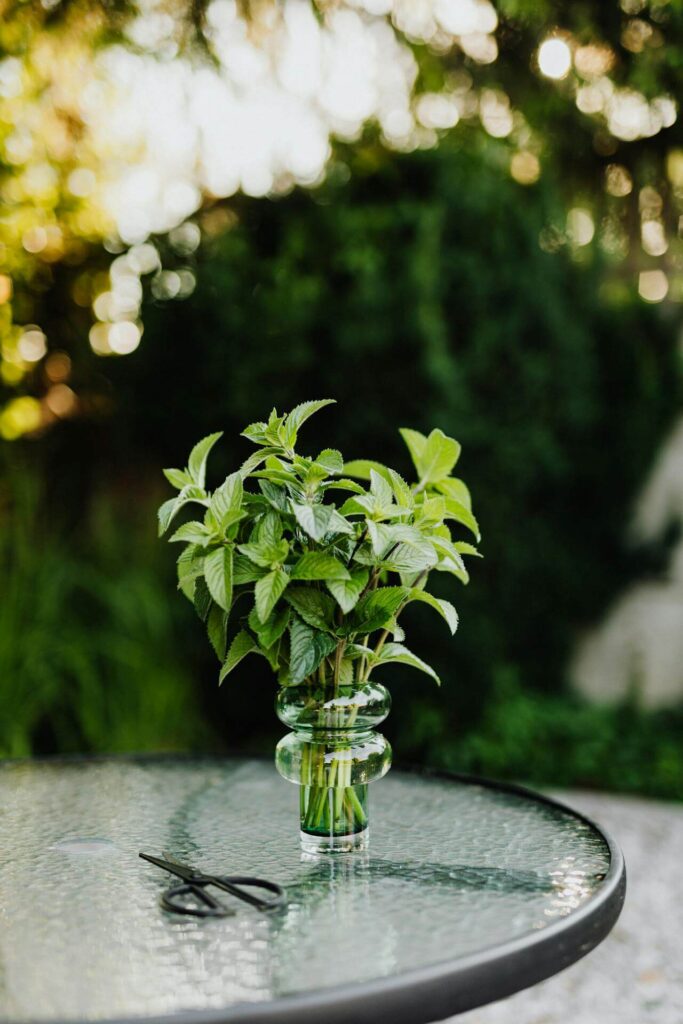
[0,758,624,1024]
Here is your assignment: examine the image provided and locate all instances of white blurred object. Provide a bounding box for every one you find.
[572,416,683,708]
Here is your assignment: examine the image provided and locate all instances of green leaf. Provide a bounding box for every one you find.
[431,536,470,583]
[193,575,212,622]
[322,478,366,494]
[418,495,446,525]
[407,589,459,634]
[326,509,355,535]
[188,432,223,488]
[338,658,355,686]
[387,469,414,509]
[284,399,336,445]
[290,552,351,581]
[436,478,472,511]
[237,539,289,568]
[420,429,461,483]
[204,545,233,612]
[259,480,289,512]
[169,521,212,545]
[255,510,283,547]
[339,494,375,517]
[233,553,267,584]
[210,472,243,528]
[370,468,393,509]
[207,603,229,661]
[239,448,275,478]
[315,448,344,475]
[241,421,268,444]
[292,502,332,541]
[285,587,336,631]
[342,459,392,482]
[371,643,441,685]
[442,497,481,541]
[388,539,438,575]
[348,587,408,635]
[249,604,290,649]
[255,568,289,622]
[288,616,337,684]
[399,428,428,474]
[163,467,191,489]
[345,642,374,659]
[177,544,204,600]
[455,541,482,557]
[157,485,207,536]
[326,568,369,614]
[219,630,261,683]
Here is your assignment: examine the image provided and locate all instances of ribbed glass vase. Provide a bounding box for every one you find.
[275,682,392,854]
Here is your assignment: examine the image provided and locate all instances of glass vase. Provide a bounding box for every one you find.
[275,681,391,854]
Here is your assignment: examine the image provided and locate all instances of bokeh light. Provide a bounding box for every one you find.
[538,38,572,80]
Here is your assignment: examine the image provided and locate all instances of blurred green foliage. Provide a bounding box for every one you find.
[4,141,683,795]
[0,454,208,757]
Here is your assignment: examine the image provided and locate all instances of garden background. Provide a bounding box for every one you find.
[2,0,683,799]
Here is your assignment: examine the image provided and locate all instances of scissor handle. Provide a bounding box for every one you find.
[211,875,286,912]
[161,881,232,918]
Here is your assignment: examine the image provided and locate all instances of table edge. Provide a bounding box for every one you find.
[0,757,627,1024]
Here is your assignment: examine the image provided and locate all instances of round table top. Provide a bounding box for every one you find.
[0,757,625,1024]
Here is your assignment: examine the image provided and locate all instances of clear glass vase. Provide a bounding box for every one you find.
[275,682,392,854]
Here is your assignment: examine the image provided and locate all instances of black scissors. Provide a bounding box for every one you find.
[139,851,286,918]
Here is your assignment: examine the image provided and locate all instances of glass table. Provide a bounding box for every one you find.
[0,757,625,1024]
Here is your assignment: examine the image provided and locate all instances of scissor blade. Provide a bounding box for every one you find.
[139,851,198,882]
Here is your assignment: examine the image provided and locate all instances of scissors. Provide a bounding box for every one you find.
[139,851,286,918]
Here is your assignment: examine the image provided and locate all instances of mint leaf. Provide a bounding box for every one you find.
[204,545,233,612]
[370,468,393,509]
[210,472,243,528]
[348,587,408,635]
[326,568,369,614]
[436,478,472,511]
[177,544,204,601]
[455,541,483,557]
[237,539,289,568]
[442,497,481,541]
[288,616,337,684]
[290,552,350,581]
[249,604,290,649]
[284,399,336,446]
[387,468,414,509]
[416,429,461,484]
[342,459,392,483]
[431,535,470,583]
[292,502,333,541]
[371,642,441,685]
[285,587,336,631]
[193,575,212,622]
[407,589,459,634]
[169,521,212,545]
[157,485,207,536]
[322,478,366,494]
[315,448,344,475]
[219,630,261,683]
[255,510,283,547]
[241,421,268,444]
[163,467,191,489]
[207,603,229,661]
[255,568,289,622]
[188,432,223,488]
[398,428,428,475]
[233,553,267,584]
